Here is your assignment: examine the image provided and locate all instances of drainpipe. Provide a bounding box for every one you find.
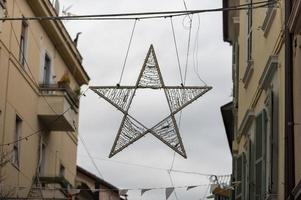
[285,0,295,198]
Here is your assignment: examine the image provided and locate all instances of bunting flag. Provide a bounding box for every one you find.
[141,188,152,196]
[186,185,198,191]
[165,187,175,199]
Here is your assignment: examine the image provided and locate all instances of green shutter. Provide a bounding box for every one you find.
[270,91,278,194]
[255,111,267,200]
[249,140,255,200]
[243,154,247,199]
[236,155,243,199]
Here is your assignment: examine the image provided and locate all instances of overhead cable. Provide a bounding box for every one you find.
[0,1,277,21]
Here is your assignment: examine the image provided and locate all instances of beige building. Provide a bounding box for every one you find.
[222,0,288,199]
[76,166,123,200]
[0,0,89,199]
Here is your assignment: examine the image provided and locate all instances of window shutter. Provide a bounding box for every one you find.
[235,155,243,200]
[267,90,278,194]
[255,111,267,200]
[248,140,255,200]
[243,153,247,199]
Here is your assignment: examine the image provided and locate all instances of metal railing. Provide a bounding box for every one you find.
[39,82,79,108]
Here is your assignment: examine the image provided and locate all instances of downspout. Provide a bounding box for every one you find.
[284,0,295,198]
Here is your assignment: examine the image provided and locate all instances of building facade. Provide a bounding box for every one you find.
[288,0,301,198]
[222,0,287,199]
[0,0,89,199]
[76,166,123,200]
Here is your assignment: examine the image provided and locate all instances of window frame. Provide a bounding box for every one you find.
[235,154,243,200]
[254,111,268,200]
[246,0,253,62]
[12,115,22,168]
[59,164,65,177]
[42,53,52,85]
[38,141,47,176]
[19,19,28,67]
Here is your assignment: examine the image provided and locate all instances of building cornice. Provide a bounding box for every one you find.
[238,109,255,137]
[259,55,278,90]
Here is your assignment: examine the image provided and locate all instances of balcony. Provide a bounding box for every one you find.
[38,83,79,132]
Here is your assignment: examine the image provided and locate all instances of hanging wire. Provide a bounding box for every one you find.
[168,2,193,199]
[0,0,277,21]
[79,134,104,179]
[118,19,138,85]
[170,17,184,85]
[78,154,231,177]
[192,14,208,86]
[184,15,193,85]
[168,170,180,200]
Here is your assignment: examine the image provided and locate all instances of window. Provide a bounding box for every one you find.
[12,115,22,167]
[246,0,253,62]
[248,140,255,200]
[39,143,47,176]
[232,42,239,109]
[19,20,28,67]
[266,91,278,196]
[254,111,267,200]
[235,155,243,200]
[43,53,51,85]
[59,164,65,177]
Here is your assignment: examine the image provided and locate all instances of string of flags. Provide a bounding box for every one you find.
[117,184,209,199]
[5,173,232,199]
[6,184,213,199]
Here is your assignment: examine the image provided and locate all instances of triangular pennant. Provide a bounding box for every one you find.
[137,45,164,88]
[186,186,198,191]
[110,115,148,157]
[90,87,136,112]
[164,86,211,114]
[165,187,174,199]
[151,115,186,158]
[141,189,152,196]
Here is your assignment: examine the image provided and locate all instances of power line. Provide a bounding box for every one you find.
[78,134,104,179]
[0,1,277,21]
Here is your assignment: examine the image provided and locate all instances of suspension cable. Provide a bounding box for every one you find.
[184,15,193,85]
[170,17,184,85]
[118,19,138,85]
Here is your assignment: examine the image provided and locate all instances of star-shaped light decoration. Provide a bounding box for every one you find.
[90,45,212,158]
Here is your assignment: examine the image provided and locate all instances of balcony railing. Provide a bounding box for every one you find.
[39,82,79,108]
[38,82,79,131]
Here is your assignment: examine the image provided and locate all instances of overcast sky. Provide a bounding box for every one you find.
[58,0,233,199]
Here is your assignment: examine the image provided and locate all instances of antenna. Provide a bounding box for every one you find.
[54,0,60,14]
[62,4,74,17]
